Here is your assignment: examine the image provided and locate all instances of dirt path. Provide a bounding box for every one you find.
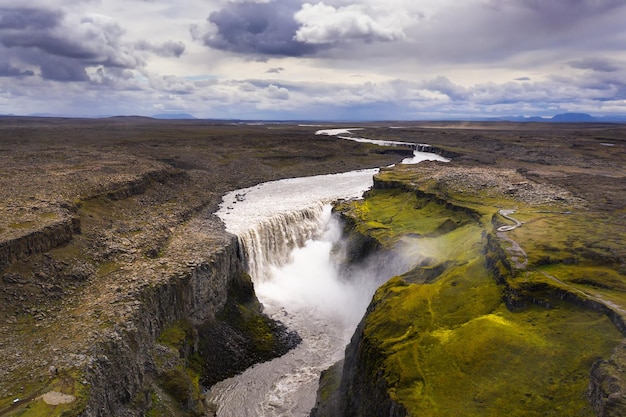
[539,271,626,318]
[497,209,523,232]
[496,210,528,269]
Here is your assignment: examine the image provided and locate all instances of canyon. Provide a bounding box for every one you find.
[0,117,625,416]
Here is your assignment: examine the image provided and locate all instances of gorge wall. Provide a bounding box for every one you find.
[82,235,241,416]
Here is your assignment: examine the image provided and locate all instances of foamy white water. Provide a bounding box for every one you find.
[218,169,377,236]
[315,127,449,164]
[401,150,449,164]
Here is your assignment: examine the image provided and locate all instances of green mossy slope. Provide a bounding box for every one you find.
[331,163,625,416]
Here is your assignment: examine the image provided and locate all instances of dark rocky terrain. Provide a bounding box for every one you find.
[0,117,624,416]
[0,117,407,416]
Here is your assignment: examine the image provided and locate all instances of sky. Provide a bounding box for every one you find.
[1,0,626,120]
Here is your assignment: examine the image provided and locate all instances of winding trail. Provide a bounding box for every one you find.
[497,209,523,232]
[496,210,528,269]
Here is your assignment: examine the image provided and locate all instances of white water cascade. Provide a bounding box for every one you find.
[234,203,330,283]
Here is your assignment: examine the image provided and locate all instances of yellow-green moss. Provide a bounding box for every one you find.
[364,257,621,416]
[336,187,475,249]
[341,168,625,416]
[159,368,193,407]
[153,319,205,416]
[158,319,192,350]
[8,221,35,230]
[1,369,89,417]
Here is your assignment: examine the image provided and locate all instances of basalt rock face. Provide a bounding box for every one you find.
[588,340,626,417]
[311,312,407,417]
[80,234,300,416]
[81,235,244,416]
[198,270,301,388]
[0,216,79,268]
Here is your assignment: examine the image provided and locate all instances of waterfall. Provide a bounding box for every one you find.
[211,203,371,417]
[210,151,450,416]
[217,169,378,281]
[212,172,381,416]
[237,202,328,282]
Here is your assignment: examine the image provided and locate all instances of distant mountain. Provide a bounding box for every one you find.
[491,113,626,124]
[29,113,94,118]
[152,113,197,119]
[106,115,155,121]
[550,113,596,122]
[497,115,548,122]
[596,115,626,123]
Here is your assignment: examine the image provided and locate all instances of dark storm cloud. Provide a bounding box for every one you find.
[406,0,626,66]
[0,7,61,30]
[195,0,318,56]
[135,40,186,58]
[38,56,90,81]
[0,63,34,77]
[568,58,621,73]
[511,0,625,18]
[482,0,626,32]
[0,7,100,61]
[2,32,102,61]
[0,6,146,81]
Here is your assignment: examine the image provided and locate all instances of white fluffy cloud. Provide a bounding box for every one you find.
[294,2,405,45]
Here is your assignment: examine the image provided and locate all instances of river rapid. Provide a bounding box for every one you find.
[209,137,448,416]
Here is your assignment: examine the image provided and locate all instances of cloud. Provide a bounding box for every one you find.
[568,58,621,73]
[2,1,626,119]
[195,0,408,57]
[0,6,148,81]
[503,0,625,20]
[399,0,626,67]
[39,56,90,81]
[421,76,469,101]
[293,2,405,45]
[194,0,318,57]
[265,84,289,99]
[135,40,186,58]
[0,63,34,77]
[0,7,61,30]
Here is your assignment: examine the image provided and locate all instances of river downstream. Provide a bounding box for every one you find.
[209,136,448,416]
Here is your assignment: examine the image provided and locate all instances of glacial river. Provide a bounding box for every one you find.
[209,135,448,416]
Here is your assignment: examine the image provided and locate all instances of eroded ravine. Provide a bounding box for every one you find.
[209,155,447,415]
[209,180,383,415]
